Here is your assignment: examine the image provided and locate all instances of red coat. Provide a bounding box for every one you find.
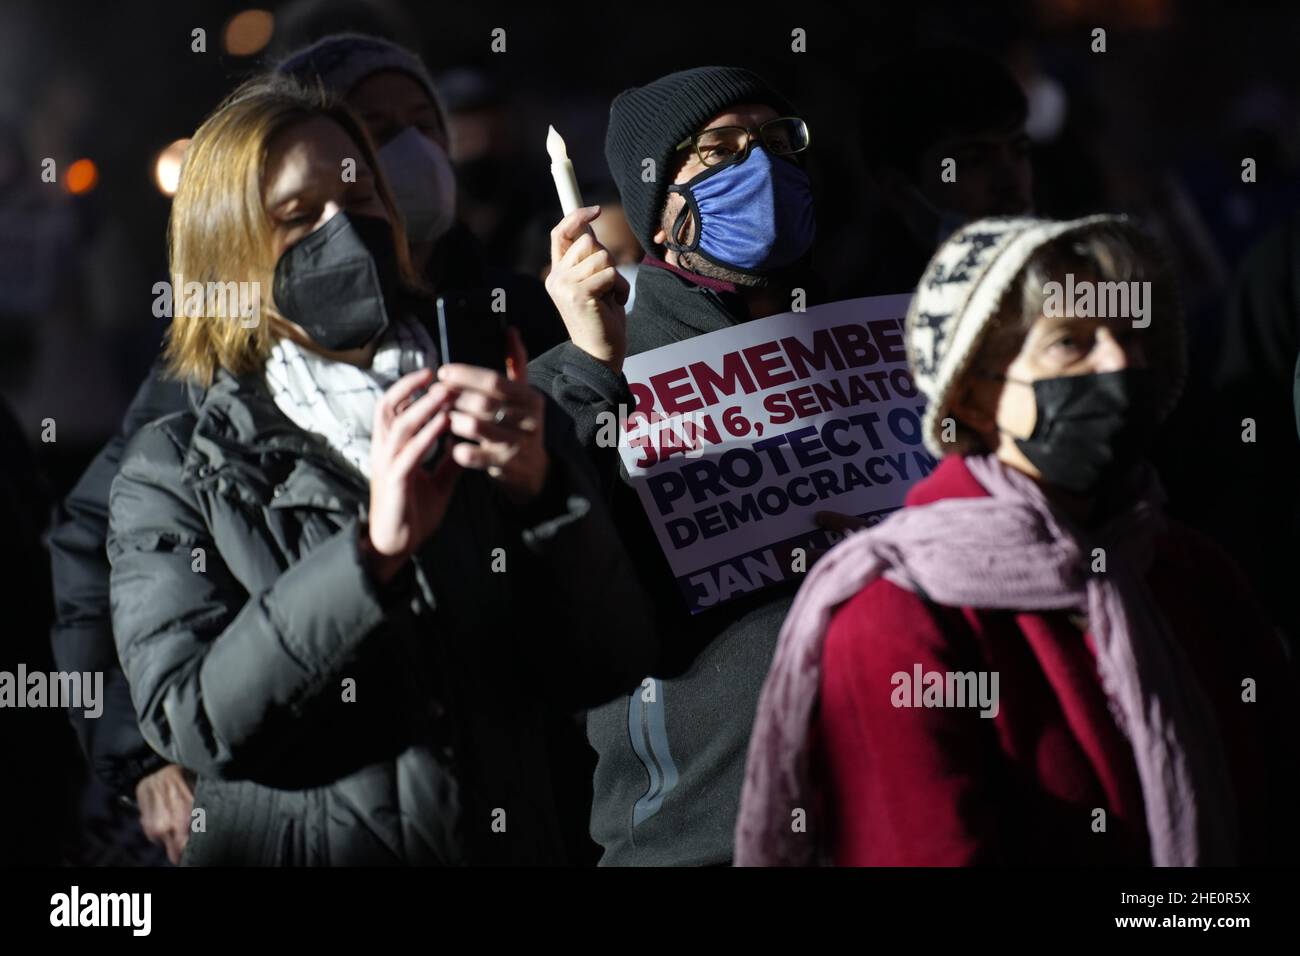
[813,455,1300,865]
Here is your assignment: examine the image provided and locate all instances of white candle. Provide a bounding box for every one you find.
[546,125,585,215]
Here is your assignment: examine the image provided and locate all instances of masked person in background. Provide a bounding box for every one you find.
[276,33,567,358]
[826,47,1033,300]
[529,66,819,865]
[101,76,654,866]
[48,32,569,863]
[737,217,1300,866]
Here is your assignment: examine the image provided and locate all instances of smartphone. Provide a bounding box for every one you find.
[437,290,510,376]
[421,290,513,468]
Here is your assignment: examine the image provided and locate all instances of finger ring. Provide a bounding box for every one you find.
[494,407,508,425]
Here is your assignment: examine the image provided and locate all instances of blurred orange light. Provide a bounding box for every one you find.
[154,138,191,197]
[224,9,274,56]
[65,158,97,194]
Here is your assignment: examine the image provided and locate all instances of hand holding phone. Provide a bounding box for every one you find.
[419,290,510,469]
[435,310,550,505]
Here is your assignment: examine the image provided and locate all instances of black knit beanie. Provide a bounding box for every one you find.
[605,66,796,253]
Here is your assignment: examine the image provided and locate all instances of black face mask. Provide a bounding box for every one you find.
[272,212,410,351]
[997,368,1154,495]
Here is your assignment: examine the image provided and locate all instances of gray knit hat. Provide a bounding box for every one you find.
[604,66,796,253]
[905,215,1187,457]
[276,33,448,132]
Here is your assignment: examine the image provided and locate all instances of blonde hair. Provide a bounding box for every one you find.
[163,75,415,385]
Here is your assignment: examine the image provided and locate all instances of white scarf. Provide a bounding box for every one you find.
[264,316,438,480]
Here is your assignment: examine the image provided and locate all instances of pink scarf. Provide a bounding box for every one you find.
[734,454,1237,866]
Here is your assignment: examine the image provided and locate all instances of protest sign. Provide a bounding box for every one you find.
[615,294,936,613]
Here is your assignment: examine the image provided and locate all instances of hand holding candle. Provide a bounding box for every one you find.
[543,124,630,373]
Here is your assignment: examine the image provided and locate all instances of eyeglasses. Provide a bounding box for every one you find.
[674,117,810,168]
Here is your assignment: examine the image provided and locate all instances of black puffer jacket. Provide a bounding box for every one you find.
[49,357,189,795]
[107,366,655,865]
[51,231,563,801]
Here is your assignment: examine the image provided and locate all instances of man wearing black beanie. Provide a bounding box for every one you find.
[531,65,818,865]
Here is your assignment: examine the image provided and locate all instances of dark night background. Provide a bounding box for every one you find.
[6,0,1300,483]
[3,0,1300,864]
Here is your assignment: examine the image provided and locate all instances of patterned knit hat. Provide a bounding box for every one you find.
[276,33,448,133]
[604,66,796,253]
[905,215,1187,457]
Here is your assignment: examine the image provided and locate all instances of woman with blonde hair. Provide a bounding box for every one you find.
[107,75,654,865]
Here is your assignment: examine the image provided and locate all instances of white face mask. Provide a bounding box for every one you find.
[377,126,457,244]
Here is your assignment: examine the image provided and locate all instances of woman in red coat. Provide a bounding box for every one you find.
[736,216,1300,866]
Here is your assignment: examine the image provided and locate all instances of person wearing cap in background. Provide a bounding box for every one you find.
[825,46,1034,301]
[735,216,1300,866]
[47,32,568,865]
[276,33,567,359]
[530,66,820,865]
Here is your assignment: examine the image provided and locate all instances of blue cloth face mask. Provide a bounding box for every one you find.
[665,146,816,276]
